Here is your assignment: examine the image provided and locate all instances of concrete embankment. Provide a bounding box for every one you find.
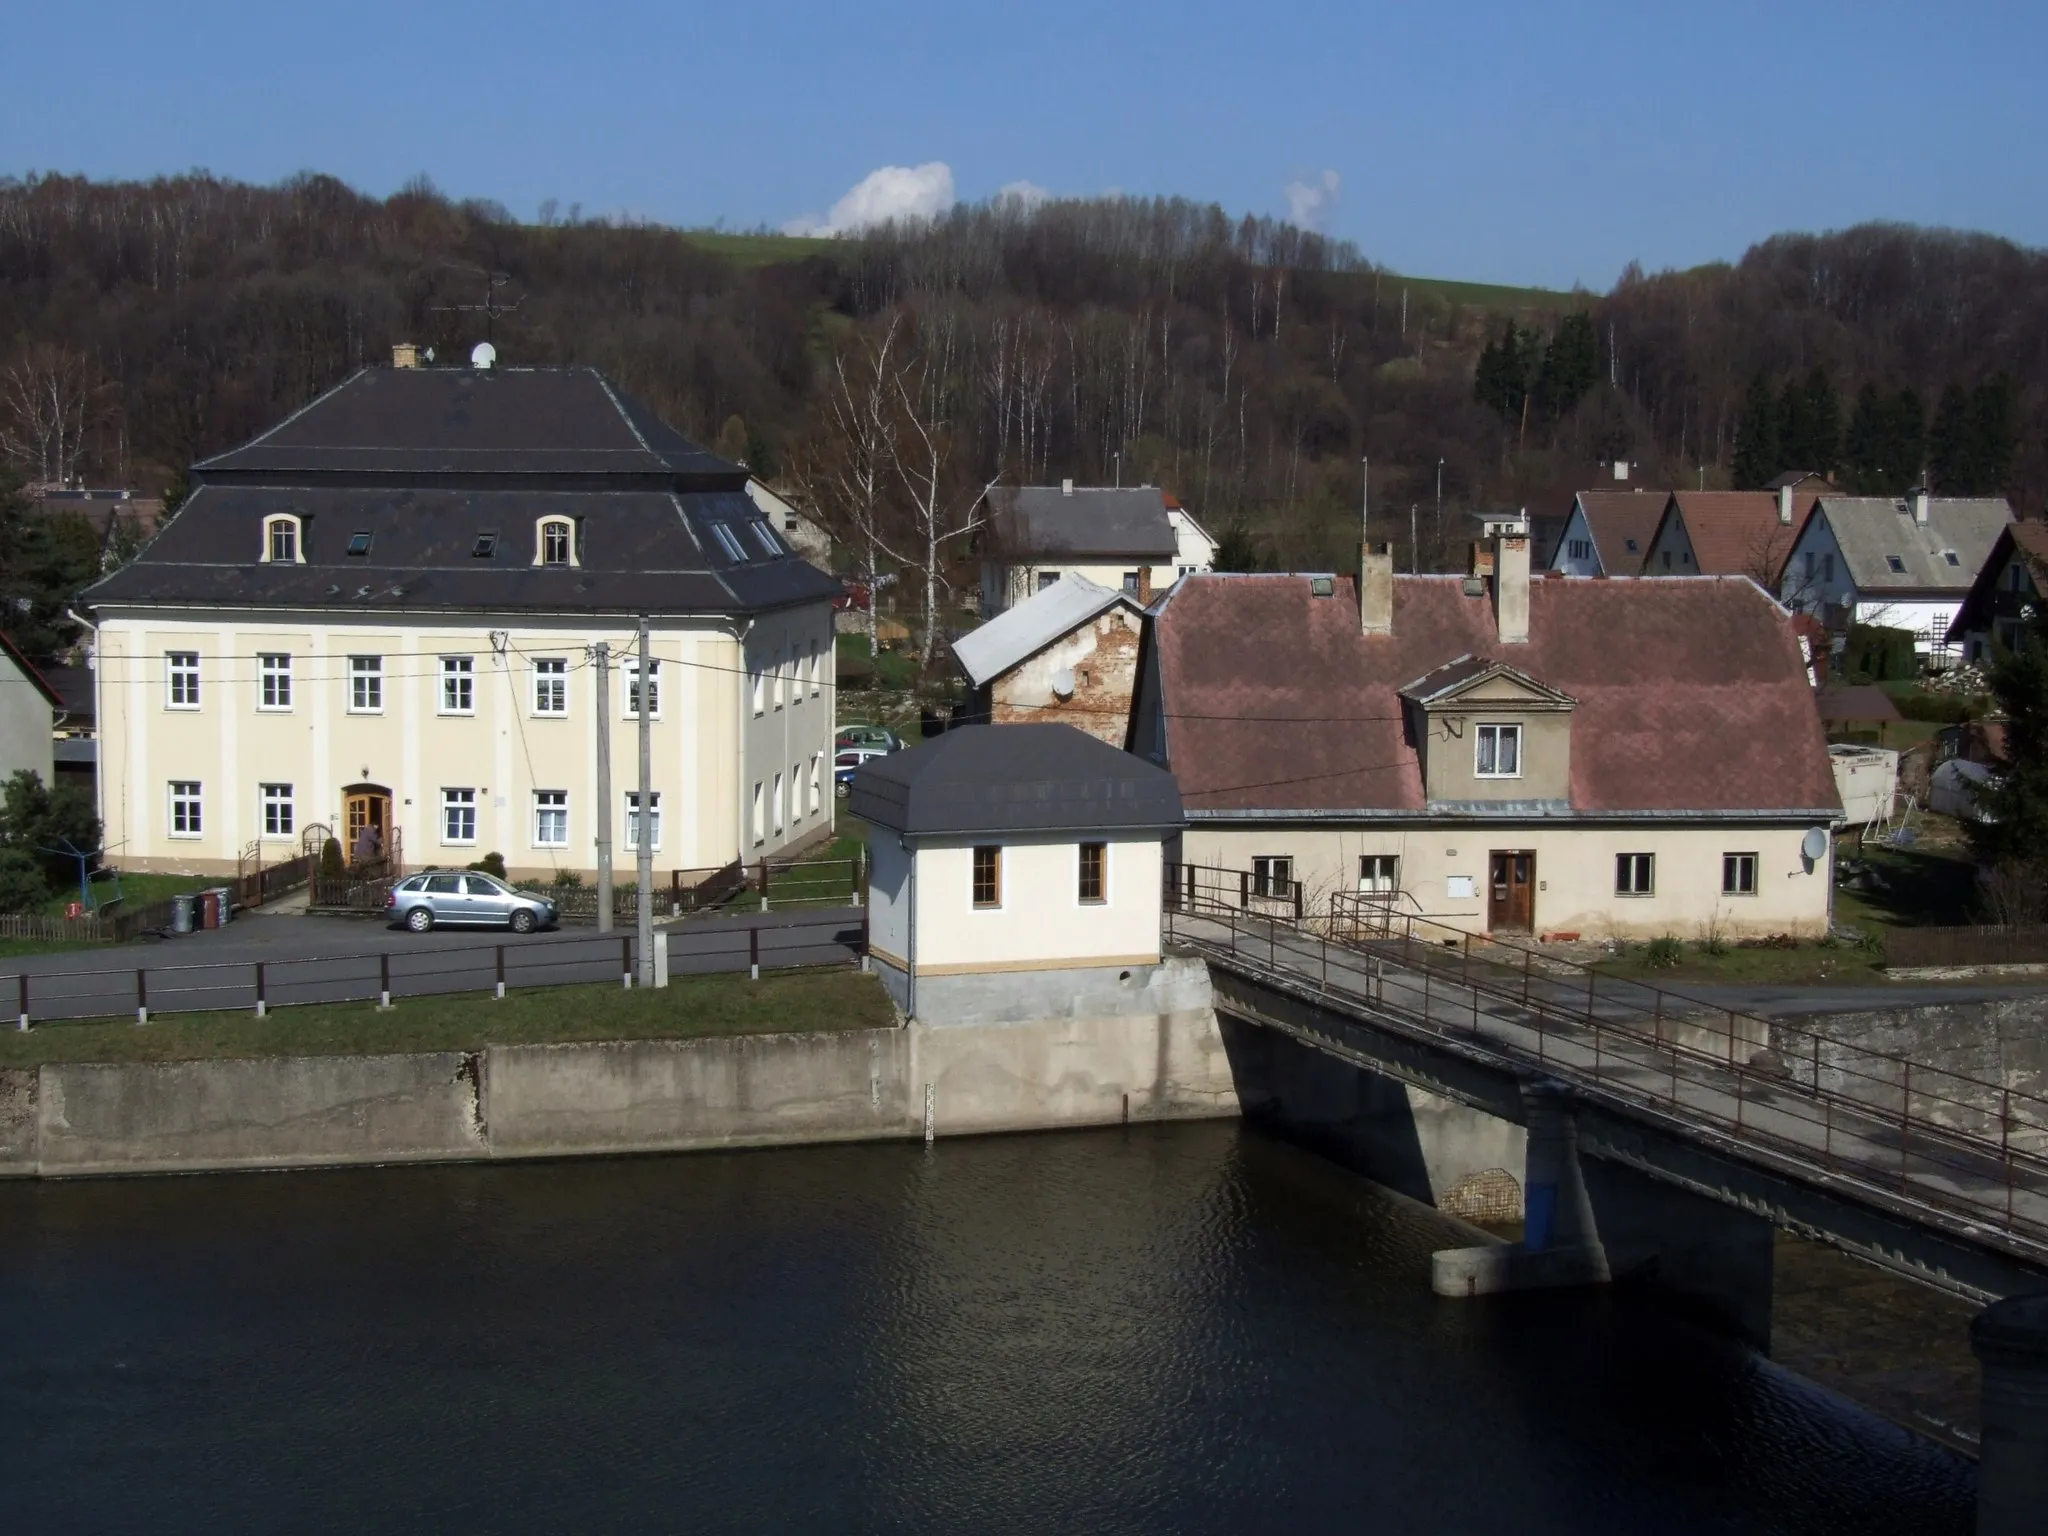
[0,958,1237,1177]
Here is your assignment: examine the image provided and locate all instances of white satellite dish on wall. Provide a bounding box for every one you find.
[1051,668,1076,700]
[470,341,497,370]
[1801,827,1830,862]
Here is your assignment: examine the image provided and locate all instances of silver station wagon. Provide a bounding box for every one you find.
[387,871,560,933]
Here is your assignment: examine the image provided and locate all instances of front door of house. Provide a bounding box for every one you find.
[344,785,392,865]
[1488,850,1535,932]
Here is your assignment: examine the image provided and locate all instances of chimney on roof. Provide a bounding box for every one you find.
[1469,541,1496,580]
[1778,483,1794,525]
[1061,478,1074,496]
[1359,540,1394,637]
[1913,488,1930,525]
[1137,565,1154,606]
[1490,521,1531,645]
[392,343,419,369]
[1613,459,1629,482]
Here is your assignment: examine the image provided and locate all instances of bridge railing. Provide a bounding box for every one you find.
[1162,863,2048,1248]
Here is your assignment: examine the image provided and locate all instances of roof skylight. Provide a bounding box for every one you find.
[710,524,747,562]
[346,530,373,556]
[473,532,498,558]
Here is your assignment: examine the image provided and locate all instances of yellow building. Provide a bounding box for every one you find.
[84,356,838,882]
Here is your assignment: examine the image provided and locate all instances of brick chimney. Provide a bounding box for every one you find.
[1495,530,1531,644]
[1778,484,1794,525]
[1137,565,1154,605]
[1359,540,1394,636]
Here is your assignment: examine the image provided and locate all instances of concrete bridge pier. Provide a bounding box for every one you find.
[1972,1294,2048,1536]
[1434,1081,1777,1351]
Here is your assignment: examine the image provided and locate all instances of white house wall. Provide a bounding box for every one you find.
[912,834,1163,973]
[0,651,54,787]
[866,833,912,968]
[1548,506,1603,576]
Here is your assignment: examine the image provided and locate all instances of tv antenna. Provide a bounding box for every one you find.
[427,263,525,344]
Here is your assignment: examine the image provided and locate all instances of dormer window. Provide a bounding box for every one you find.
[473,531,499,559]
[264,515,302,564]
[1475,723,1522,778]
[537,518,575,567]
[347,530,373,556]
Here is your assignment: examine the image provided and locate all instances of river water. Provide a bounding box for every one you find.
[0,1123,1973,1534]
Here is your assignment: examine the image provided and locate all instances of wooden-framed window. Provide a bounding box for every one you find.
[1475,723,1521,778]
[1078,841,1107,904]
[263,515,301,563]
[972,845,1002,908]
[537,517,575,567]
[1722,853,1758,896]
[1615,852,1655,896]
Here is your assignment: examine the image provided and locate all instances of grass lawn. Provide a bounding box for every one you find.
[60,870,223,916]
[680,230,829,267]
[1597,940,1888,988]
[0,966,896,1068]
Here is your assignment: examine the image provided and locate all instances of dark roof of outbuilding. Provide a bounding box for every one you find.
[989,486,1178,561]
[1149,573,1838,818]
[196,366,739,486]
[86,365,839,618]
[849,724,1184,838]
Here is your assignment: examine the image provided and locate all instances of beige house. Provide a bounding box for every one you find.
[850,724,1183,1017]
[84,358,839,881]
[951,573,1147,745]
[1132,526,1840,941]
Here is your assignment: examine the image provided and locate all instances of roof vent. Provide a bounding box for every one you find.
[1462,576,1485,597]
[471,341,497,371]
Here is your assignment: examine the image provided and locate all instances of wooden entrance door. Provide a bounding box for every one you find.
[1488,851,1535,932]
[343,786,392,866]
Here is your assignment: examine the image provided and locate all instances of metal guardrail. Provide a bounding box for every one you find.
[1163,863,2048,1250]
[5,912,871,1029]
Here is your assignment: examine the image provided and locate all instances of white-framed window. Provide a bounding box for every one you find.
[442,788,477,844]
[1252,855,1293,898]
[166,651,200,710]
[772,650,785,711]
[258,653,293,711]
[1475,723,1522,778]
[809,752,822,814]
[1615,853,1655,896]
[773,771,785,834]
[623,657,661,718]
[348,655,383,713]
[537,517,576,567]
[534,789,568,847]
[751,665,764,716]
[751,781,764,845]
[809,639,821,697]
[532,657,568,716]
[168,780,202,837]
[1359,855,1400,893]
[263,515,302,563]
[625,791,661,852]
[260,782,295,838]
[1722,853,1758,896]
[440,656,474,714]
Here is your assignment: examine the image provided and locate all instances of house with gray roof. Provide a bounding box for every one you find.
[83,349,841,881]
[1777,491,2013,663]
[951,573,1147,745]
[980,482,1211,616]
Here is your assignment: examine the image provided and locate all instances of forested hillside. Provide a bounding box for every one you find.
[1,171,2043,652]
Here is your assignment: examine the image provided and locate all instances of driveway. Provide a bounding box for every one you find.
[6,907,865,1024]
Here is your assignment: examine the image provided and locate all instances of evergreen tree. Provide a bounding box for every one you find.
[1212,522,1265,572]
[1534,312,1599,423]
[1969,563,2048,919]
[1731,373,1780,490]
[1803,366,1840,475]
[1890,388,1927,492]
[0,470,107,661]
[1969,374,2019,495]
[1844,383,1887,493]
[1929,382,1974,493]
[1474,318,1533,421]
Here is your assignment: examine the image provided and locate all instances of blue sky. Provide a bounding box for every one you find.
[7,0,2043,289]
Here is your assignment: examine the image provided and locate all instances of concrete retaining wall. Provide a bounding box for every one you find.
[1,974,1239,1177]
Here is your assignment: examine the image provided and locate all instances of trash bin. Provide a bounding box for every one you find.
[210,887,234,925]
[170,894,196,935]
[197,891,217,930]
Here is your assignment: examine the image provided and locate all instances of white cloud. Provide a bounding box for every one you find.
[994,179,1052,211]
[1283,169,1341,230]
[783,162,957,236]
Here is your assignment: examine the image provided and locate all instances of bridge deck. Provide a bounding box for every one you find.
[1170,906,2048,1266]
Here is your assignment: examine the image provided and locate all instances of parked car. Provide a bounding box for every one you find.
[387,870,560,933]
[836,723,904,753]
[835,745,891,797]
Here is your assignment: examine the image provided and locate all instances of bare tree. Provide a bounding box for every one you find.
[891,343,998,671]
[0,345,116,488]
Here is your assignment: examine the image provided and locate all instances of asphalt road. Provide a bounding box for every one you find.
[6,906,866,1024]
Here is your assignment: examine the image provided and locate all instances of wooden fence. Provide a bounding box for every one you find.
[0,893,187,945]
[1884,924,2048,969]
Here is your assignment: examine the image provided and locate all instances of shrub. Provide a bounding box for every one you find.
[551,868,584,887]
[0,848,48,914]
[1644,935,1683,968]
[1843,624,1919,683]
[320,837,345,877]
[467,851,508,880]
[0,770,101,888]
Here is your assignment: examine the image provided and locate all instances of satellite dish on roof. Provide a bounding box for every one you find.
[470,341,497,371]
[1801,827,1829,862]
[1051,668,1076,700]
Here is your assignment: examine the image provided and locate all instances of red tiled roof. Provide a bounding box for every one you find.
[1667,491,1813,581]
[1574,491,1667,573]
[1151,573,1838,816]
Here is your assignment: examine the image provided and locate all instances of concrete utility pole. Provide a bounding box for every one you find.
[635,614,655,986]
[1409,504,1419,574]
[593,640,613,934]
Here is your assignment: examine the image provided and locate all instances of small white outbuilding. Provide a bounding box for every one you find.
[849,724,1185,1019]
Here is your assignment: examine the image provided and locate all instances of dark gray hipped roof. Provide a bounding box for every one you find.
[88,365,839,619]
[850,724,1184,838]
[989,486,1178,561]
